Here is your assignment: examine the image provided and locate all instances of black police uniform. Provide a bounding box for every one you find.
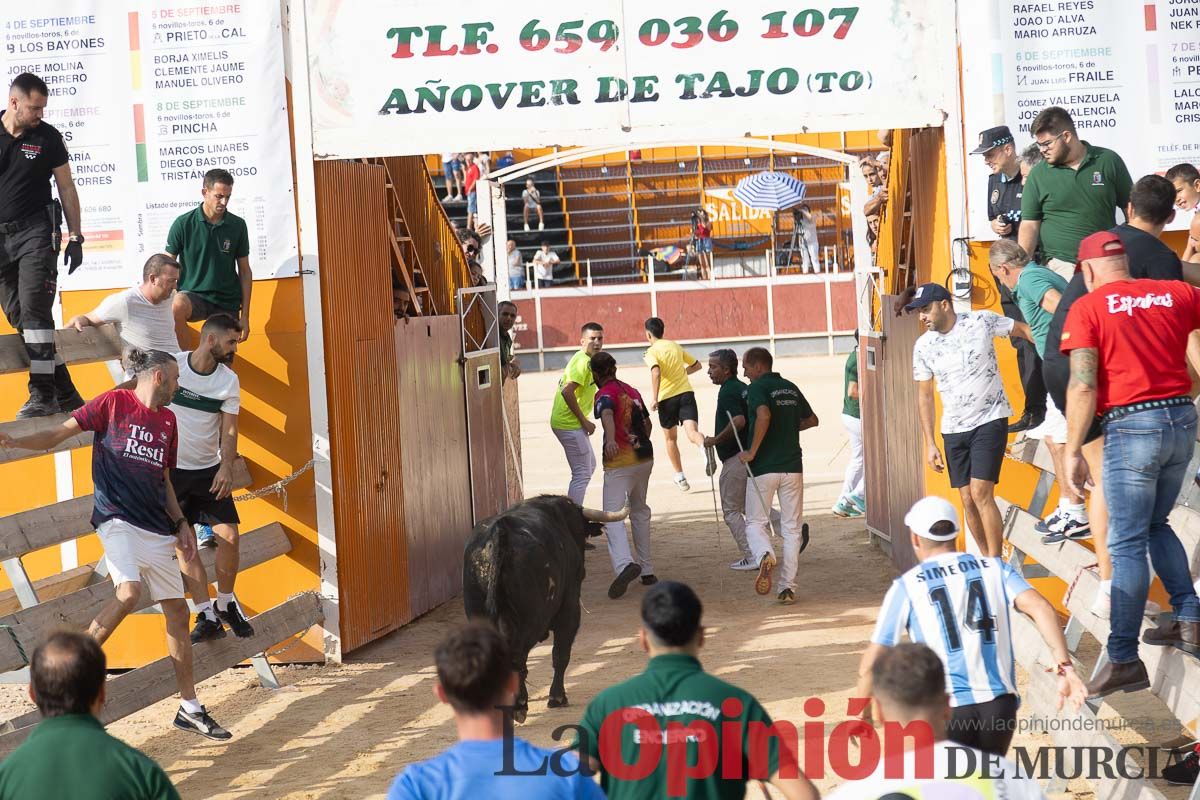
[986,169,1046,426]
[0,111,80,413]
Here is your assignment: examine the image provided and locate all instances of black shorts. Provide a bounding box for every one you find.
[942,417,1008,489]
[1042,358,1102,444]
[181,291,239,323]
[657,391,699,429]
[172,465,240,527]
[947,693,1019,757]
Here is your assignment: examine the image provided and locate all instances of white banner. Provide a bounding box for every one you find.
[305,0,956,159]
[960,0,1200,240]
[1,1,297,290]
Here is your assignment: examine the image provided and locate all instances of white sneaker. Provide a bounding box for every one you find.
[524,223,531,232]
[674,475,690,492]
[1090,589,1110,619]
[538,221,545,231]
[730,557,758,571]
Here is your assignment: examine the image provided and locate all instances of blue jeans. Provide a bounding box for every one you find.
[1102,403,1200,664]
[509,275,525,290]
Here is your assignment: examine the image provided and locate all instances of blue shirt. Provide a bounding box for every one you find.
[871,552,1032,707]
[387,738,604,800]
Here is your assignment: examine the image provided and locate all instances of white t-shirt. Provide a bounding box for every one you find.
[168,351,241,470]
[824,741,1044,800]
[912,311,1014,434]
[532,249,559,280]
[507,248,525,279]
[93,286,180,354]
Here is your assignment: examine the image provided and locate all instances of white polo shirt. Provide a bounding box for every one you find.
[168,351,240,470]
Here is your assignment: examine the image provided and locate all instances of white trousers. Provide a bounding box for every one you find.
[839,413,865,499]
[744,472,805,592]
[553,427,596,505]
[719,455,781,559]
[602,459,654,576]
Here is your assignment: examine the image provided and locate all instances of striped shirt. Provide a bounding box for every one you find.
[872,553,1032,707]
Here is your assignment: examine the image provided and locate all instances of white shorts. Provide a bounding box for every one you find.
[97,518,185,601]
[1027,394,1067,443]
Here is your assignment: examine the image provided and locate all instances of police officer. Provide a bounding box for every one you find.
[0,73,84,418]
[972,124,1046,433]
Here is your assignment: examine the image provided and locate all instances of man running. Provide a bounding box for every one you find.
[550,322,603,504]
[740,347,817,604]
[0,349,231,740]
[169,314,255,643]
[906,283,1031,557]
[856,496,1086,756]
[643,317,705,491]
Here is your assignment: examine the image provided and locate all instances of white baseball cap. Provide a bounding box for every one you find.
[904,496,960,541]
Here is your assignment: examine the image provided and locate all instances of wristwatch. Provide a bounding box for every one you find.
[68,233,84,243]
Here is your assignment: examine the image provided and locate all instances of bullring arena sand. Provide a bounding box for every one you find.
[7,352,1181,799]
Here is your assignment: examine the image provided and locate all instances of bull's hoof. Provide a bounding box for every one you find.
[513,707,528,724]
[547,695,569,709]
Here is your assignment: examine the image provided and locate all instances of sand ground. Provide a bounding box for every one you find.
[1,354,1121,798]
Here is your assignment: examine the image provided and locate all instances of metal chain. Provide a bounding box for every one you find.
[0,625,28,666]
[260,629,311,660]
[232,459,316,513]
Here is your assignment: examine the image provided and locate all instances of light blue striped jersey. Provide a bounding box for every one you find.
[871,552,1033,707]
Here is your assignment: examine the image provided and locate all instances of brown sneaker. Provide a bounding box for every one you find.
[754,553,776,596]
[1086,658,1150,700]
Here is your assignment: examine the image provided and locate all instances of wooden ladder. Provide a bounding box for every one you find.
[361,158,436,316]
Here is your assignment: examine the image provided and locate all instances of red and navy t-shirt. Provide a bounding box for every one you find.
[593,379,653,468]
[73,390,178,535]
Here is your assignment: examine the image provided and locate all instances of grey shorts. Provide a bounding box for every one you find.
[181,291,239,323]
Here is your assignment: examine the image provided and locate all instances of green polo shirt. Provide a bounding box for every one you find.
[577,654,785,800]
[1013,262,1067,358]
[0,714,179,800]
[166,205,250,312]
[550,349,597,430]
[843,349,860,419]
[746,372,811,475]
[1020,142,1132,263]
[713,377,749,462]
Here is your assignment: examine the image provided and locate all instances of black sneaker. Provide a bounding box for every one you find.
[778,588,796,605]
[1007,410,1044,434]
[56,389,85,413]
[640,574,658,586]
[1163,745,1199,786]
[608,563,642,599]
[174,706,232,740]
[704,446,718,477]
[798,523,810,555]
[190,613,226,644]
[217,600,255,638]
[1042,518,1092,544]
[15,394,59,419]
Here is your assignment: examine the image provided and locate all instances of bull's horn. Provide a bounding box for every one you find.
[582,504,630,523]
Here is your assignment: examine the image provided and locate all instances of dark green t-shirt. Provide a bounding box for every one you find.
[166,205,250,312]
[1020,143,1133,263]
[0,714,179,800]
[713,377,749,462]
[843,349,860,419]
[577,654,786,800]
[746,372,811,475]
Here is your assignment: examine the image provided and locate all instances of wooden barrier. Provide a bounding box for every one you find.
[0,323,123,375]
[0,523,292,676]
[0,592,323,753]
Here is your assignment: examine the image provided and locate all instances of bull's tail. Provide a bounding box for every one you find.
[484,522,506,622]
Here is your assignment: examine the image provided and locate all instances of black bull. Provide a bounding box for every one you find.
[463,495,629,723]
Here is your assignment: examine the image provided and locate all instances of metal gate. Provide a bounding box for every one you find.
[457,286,508,524]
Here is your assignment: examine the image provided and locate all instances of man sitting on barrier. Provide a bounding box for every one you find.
[0,349,232,740]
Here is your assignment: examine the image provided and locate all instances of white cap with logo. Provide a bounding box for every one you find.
[904,496,961,541]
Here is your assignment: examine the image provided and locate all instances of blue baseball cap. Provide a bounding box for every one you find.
[904,283,953,312]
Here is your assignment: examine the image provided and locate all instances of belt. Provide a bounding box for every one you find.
[0,213,45,235]
[1102,396,1193,425]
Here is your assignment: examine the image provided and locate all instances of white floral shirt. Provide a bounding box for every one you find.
[913,311,1014,434]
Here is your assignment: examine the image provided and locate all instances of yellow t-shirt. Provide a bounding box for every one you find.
[643,338,697,402]
[550,349,597,430]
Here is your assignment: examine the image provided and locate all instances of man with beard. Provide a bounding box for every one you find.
[167,314,255,643]
[0,349,231,740]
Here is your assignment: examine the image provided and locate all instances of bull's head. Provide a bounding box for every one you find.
[580,504,630,538]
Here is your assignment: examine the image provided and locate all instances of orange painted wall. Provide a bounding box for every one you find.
[0,277,322,666]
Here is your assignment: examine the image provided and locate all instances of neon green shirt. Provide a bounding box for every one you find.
[551,350,597,430]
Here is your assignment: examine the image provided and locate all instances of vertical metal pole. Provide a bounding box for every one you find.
[587,259,593,290]
[766,257,776,357]
[534,274,545,373]
[824,269,835,355]
[648,255,658,318]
